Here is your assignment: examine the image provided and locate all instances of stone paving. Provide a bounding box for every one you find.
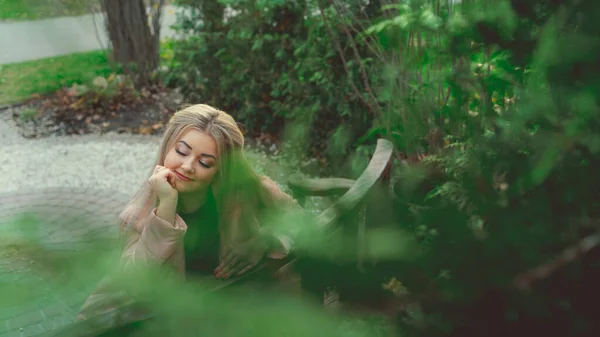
[0,188,129,336]
[0,107,156,336]
[0,105,302,336]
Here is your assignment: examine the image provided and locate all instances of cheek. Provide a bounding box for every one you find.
[163,152,179,169]
[194,169,218,184]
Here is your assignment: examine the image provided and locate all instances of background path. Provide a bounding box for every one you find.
[0,5,182,65]
[0,108,160,336]
[0,106,299,336]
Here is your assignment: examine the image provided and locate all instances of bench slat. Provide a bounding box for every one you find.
[316,139,393,229]
[288,176,356,197]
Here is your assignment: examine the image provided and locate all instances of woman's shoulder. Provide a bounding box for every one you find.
[260,175,284,195]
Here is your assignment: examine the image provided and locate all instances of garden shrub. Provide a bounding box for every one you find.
[165,0,386,172]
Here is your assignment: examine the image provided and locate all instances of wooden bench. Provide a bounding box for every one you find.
[288,138,394,309]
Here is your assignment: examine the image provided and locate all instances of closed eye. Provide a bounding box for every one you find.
[176,149,212,168]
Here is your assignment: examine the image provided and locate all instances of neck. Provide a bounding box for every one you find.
[178,188,209,214]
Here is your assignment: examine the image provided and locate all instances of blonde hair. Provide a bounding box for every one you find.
[126,104,276,258]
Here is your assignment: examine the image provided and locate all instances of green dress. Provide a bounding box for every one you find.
[179,190,220,277]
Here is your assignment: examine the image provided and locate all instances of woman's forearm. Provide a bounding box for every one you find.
[156,196,178,226]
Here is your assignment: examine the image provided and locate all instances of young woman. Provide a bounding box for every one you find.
[78,104,300,320]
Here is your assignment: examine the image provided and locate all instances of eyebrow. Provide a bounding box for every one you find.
[178,141,217,159]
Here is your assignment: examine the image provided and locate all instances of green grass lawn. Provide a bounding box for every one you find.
[0,50,115,105]
[0,38,176,105]
[0,0,99,21]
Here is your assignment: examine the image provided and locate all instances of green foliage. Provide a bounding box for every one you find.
[174,0,600,335]
[3,0,600,336]
[165,0,384,170]
[0,192,398,336]
[163,3,600,334]
[375,1,600,336]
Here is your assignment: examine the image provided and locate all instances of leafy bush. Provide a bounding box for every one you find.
[165,0,385,171]
[161,1,600,335]
[369,1,600,336]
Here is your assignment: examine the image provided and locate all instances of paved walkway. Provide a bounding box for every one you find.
[0,188,129,337]
[0,110,159,336]
[0,107,296,336]
[0,5,182,65]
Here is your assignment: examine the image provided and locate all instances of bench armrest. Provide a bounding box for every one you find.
[287,175,356,198]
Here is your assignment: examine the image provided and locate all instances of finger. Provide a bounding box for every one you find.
[218,262,237,279]
[156,167,170,177]
[165,171,175,187]
[235,264,255,276]
[215,247,241,273]
[217,254,240,277]
[223,256,240,274]
[215,250,233,273]
[224,261,248,279]
[156,169,174,184]
[235,255,262,277]
[215,259,226,274]
[223,249,240,267]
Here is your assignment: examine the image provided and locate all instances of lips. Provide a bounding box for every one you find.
[174,171,193,182]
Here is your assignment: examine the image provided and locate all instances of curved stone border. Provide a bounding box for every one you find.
[0,188,129,337]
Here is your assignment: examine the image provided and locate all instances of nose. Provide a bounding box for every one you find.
[181,158,195,173]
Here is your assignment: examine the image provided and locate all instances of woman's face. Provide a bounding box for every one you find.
[163,128,219,193]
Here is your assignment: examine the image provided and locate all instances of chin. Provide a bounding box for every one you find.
[175,184,200,193]
[175,186,190,193]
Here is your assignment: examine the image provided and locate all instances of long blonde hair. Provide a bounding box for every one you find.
[125,104,277,257]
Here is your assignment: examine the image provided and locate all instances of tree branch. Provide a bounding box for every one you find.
[316,2,380,117]
[513,231,600,292]
[331,0,382,118]
[332,0,385,62]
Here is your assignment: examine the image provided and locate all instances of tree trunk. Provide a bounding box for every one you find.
[101,0,164,87]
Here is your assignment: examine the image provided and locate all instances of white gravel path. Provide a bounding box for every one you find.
[0,109,163,199]
[0,108,296,200]
[0,134,161,198]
